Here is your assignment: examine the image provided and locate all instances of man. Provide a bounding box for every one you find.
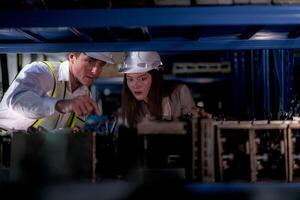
[0,52,114,132]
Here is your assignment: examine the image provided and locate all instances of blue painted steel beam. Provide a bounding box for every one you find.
[15,28,46,43]
[288,26,300,38]
[140,27,152,41]
[1,6,300,28]
[68,28,93,42]
[2,39,300,52]
[238,26,264,40]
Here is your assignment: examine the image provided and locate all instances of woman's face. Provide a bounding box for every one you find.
[126,72,152,102]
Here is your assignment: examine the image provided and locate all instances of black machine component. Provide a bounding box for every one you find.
[291,130,300,180]
[10,131,95,184]
[255,129,287,181]
[1,118,298,185]
[138,134,189,168]
[0,135,11,169]
[291,131,300,179]
[288,125,300,182]
[213,121,289,182]
[91,125,137,180]
[5,127,127,184]
[0,134,11,183]
[136,119,192,181]
[218,129,251,181]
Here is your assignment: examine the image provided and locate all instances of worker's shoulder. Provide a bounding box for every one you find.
[21,61,57,77]
[173,83,191,93]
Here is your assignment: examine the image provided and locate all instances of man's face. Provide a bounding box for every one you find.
[70,53,106,86]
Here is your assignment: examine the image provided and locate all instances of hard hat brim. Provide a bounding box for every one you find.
[119,66,154,73]
[85,52,115,64]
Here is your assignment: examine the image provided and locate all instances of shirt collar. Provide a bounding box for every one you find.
[58,60,88,93]
[58,60,70,82]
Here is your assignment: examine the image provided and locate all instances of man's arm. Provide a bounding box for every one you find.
[5,62,57,119]
[55,95,101,117]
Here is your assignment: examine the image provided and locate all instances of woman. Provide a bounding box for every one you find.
[119,51,196,128]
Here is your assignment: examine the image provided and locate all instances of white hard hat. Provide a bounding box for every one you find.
[119,51,163,73]
[85,52,115,64]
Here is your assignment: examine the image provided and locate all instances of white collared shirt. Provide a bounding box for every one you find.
[0,60,89,131]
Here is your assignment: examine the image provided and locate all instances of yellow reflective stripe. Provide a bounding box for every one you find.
[0,127,7,136]
[32,119,43,129]
[32,62,58,129]
[32,82,67,129]
[43,61,57,97]
[0,127,7,133]
[32,61,66,128]
[64,112,74,128]
[70,116,77,128]
[64,112,77,128]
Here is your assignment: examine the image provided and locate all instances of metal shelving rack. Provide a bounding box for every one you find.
[0,5,300,52]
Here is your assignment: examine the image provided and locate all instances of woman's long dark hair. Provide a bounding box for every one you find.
[122,69,174,127]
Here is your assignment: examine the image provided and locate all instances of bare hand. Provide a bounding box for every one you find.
[55,95,100,117]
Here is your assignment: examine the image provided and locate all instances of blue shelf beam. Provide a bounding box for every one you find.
[0,6,300,51]
[238,26,264,40]
[1,6,300,28]
[68,28,94,42]
[186,26,203,41]
[140,27,152,41]
[288,26,300,39]
[2,39,300,52]
[15,28,46,43]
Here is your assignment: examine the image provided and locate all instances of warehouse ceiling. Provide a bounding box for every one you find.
[0,0,300,52]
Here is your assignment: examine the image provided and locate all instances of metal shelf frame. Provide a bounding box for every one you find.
[1,5,300,52]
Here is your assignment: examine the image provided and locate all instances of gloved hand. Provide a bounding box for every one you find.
[55,95,101,117]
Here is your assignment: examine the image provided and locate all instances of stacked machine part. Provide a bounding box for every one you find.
[200,119,300,182]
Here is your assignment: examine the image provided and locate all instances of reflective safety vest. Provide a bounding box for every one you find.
[31,61,80,130]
